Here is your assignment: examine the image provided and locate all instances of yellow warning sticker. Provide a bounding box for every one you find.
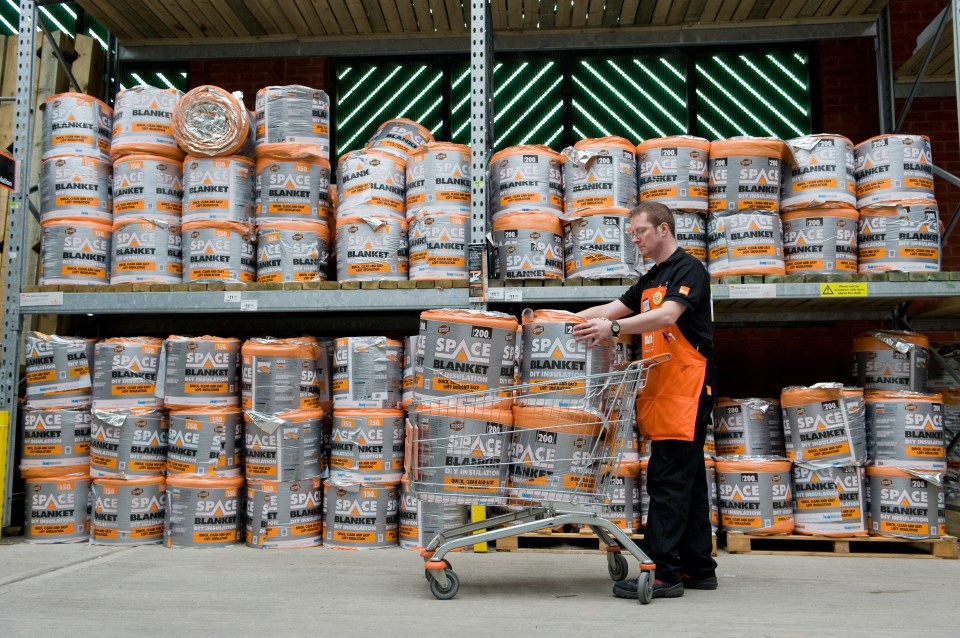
[819,283,868,297]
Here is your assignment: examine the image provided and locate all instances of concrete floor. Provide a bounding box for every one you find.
[0,539,958,638]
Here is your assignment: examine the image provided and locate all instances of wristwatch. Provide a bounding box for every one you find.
[610,320,621,337]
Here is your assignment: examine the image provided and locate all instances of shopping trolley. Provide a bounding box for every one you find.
[409,354,669,603]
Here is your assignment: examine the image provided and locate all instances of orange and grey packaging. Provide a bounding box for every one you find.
[24,476,92,543]
[40,219,112,286]
[90,407,168,478]
[854,134,935,208]
[852,330,930,392]
[167,407,242,477]
[408,211,468,280]
[562,137,637,215]
[164,475,244,548]
[335,215,408,281]
[781,208,858,275]
[563,208,637,279]
[781,134,856,211]
[867,466,945,539]
[254,144,330,223]
[181,155,256,225]
[92,337,164,409]
[21,407,91,478]
[708,137,790,214]
[39,156,112,223]
[780,384,867,466]
[241,337,322,414]
[713,398,786,458]
[330,409,404,482]
[508,407,603,503]
[24,332,92,409]
[332,337,403,409]
[865,391,945,471]
[365,118,433,160]
[336,149,406,220]
[488,145,564,219]
[414,309,519,402]
[405,142,470,216]
[181,220,256,284]
[112,155,184,223]
[323,480,399,549]
[255,85,330,155]
[412,404,512,505]
[244,409,325,481]
[161,336,241,408]
[636,136,709,211]
[398,474,470,550]
[716,459,794,534]
[492,212,564,280]
[256,221,329,283]
[707,210,785,277]
[111,218,183,284]
[41,92,112,161]
[857,203,941,273]
[519,309,613,411]
[246,478,323,548]
[91,476,166,545]
[111,86,184,161]
[793,463,867,536]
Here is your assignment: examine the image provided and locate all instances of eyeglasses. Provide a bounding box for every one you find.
[628,226,656,239]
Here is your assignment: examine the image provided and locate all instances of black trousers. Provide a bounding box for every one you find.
[640,388,717,584]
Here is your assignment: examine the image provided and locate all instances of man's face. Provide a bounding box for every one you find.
[629,213,660,257]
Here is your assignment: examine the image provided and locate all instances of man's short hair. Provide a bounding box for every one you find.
[629,202,675,236]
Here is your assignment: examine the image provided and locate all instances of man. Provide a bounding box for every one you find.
[572,201,717,599]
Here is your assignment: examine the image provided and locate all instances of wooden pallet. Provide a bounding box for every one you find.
[494,529,717,556]
[722,532,958,559]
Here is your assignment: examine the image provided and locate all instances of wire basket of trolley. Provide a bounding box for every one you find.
[408,353,669,603]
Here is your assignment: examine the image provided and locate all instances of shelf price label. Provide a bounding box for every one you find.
[819,283,867,297]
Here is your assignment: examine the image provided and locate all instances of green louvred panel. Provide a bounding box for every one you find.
[335,62,445,158]
[571,55,688,143]
[695,50,812,140]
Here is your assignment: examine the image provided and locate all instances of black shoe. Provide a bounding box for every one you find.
[681,573,718,590]
[613,578,684,599]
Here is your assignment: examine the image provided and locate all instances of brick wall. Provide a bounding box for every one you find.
[188,58,330,110]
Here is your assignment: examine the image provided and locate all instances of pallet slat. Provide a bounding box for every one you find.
[723,532,958,559]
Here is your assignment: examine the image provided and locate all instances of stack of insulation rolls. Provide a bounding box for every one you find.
[162,335,245,548]
[241,337,326,548]
[87,336,169,545]
[853,330,948,540]
[335,119,433,283]
[110,86,185,285]
[854,135,941,273]
[38,93,114,285]
[406,309,520,547]
[635,136,711,274]
[325,336,404,549]
[254,85,333,284]
[780,135,860,275]
[706,136,791,277]
[21,332,95,543]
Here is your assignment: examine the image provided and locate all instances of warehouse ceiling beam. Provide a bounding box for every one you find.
[117,21,880,62]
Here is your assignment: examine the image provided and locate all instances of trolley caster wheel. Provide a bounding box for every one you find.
[428,568,460,600]
[607,552,629,581]
[636,571,653,605]
[424,559,451,580]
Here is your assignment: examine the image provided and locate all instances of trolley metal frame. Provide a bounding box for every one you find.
[410,355,668,603]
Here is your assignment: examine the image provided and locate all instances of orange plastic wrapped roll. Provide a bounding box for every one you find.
[172,85,255,157]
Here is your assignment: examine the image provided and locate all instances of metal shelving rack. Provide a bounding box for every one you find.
[3,0,960,526]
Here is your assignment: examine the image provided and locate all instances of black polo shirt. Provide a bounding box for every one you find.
[620,247,715,380]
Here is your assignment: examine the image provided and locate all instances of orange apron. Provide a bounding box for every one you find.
[635,285,707,442]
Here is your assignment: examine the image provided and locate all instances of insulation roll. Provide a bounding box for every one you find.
[172,85,255,157]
